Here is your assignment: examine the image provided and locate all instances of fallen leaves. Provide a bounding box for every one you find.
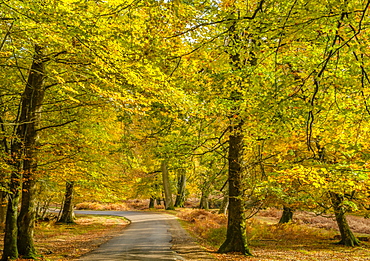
[0,215,129,261]
[177,208,370,261]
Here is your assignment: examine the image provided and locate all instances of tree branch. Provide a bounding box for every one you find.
[166,0,265,39]
[0,20,13,52]
[36,120,76,132]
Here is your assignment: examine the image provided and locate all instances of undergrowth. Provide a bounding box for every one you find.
[177,209,334,249]
[75,202,129,211]
[177,208,370,260]
[177,209,227,247]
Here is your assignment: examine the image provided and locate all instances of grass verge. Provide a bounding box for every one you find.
[0,214,129,261]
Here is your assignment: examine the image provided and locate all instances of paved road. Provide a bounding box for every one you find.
[76,211,185,261]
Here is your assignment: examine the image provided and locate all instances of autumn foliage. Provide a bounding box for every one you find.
[1,0,370,259]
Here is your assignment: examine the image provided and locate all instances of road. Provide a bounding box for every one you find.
[76,210,186,261]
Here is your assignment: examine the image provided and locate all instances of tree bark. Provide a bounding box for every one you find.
[17,44,45,258]
[330,192,359,246]
[161,161,174,210]
[218,134,252,255]
[219,194,229,215]
[17,176,37,258]
[2,133,24,261]
[2,139,23,261]
[2,44,45,261]
[199,190,210,210]
[149,197,155,209]
[279,206,294,224]
[174,169,186,208]
[58,181,76,224]
[1,174,21,261]
[0,191,6,224]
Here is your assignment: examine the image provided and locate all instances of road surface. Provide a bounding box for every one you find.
[76,210,205,261]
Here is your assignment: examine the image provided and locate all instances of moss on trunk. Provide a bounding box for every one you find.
[1,172,21,261]
[330,192,360,247]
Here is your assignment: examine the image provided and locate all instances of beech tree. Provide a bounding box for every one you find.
[58,181,75,224]
[1,0,370,258]
[165,0,370,253]
[174,168,187,208]
[1,43,46,260]
[0,0,190,258]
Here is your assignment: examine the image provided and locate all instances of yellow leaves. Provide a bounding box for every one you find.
[67,95,80,103]
[270,161,370,199]
[220,0,236,9]
[62,85,79,94]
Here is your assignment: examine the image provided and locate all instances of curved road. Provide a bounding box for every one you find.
[76,210,185,261]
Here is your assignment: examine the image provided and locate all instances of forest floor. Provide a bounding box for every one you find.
[0,204,370,260]
[0,215,130,261]
[178,208,370,261]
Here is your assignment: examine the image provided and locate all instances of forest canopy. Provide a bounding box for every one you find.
[0,0,370,259]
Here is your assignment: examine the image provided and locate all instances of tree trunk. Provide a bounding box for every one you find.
[2,44,45,261]
[199,176,212,210]
[0,191,6,224]
[279,206,294,224]
[218,134,252,255]
[149,197,155,209]
[58,181,75,224]
[174,169,186,208]
[17,44,45,258]
[36,196,52,220]
[0,66,9,228]
[199,190,210,210]
[219,194,229,215]
[161,161,174,210]
[330,192,359,246]
[1,173,21,261]
[2,136,24,261]
[17,177,37,258]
